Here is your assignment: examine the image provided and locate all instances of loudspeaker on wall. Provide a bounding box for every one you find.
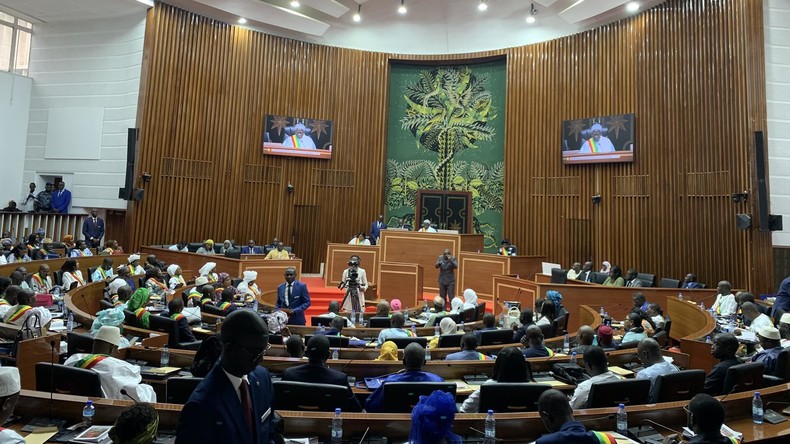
[735,213,751,230]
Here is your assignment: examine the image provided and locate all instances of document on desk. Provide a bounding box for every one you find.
[738,330,757,342]
[24,430,57,444]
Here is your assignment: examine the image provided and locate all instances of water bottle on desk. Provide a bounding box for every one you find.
[753,392,764,424]
[411,324,417,336]
[331,408,342,444]
[616,404,628,434]
[332,348,339,360]
[563,331,570,354]
[425,346,431,361]
[678,292,683,301]
[161,345,170,367]
[434,325,440,337]
[484,410,496,443]
[499,312,506,328]
[570,351,577,365]
[460,321,465,333]
[600,306,605,317]
[67,312,74,332]
[705,335,712,344]
[318,323,325,333]
[350,310,356,327]
[82,400,95,427]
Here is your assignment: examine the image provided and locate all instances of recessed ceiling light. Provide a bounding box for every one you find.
[290,0,300,7]
[526,16,536,24]
[478,0,488,12]
[238,17,247,24]
[398,0,407,14]
[136,0,154,6]
[626,2,640,12]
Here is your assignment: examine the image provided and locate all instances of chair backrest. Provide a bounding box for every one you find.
[304,334,350,348]
[654,369,705,402]
[474,302,487,321]
[231,278,243,287]
[54,270,64,286]
[99,300,113,310]
[390,336,428,349]
[478,383,552,413]
[123,309,138,327]
[591,272,608,285]
[224,249,241,259]
[148,314,180,346]
[587,379,651,408]
[724,362,764,394]
[553,315,568,335]
[87,267,99,282]
[66,332,95,357]
[652,331,667,348]
[636,273,656,288]
[659,278,681,289]
[166,377,204,404]
[311,316,335,327]
[187,243,203,253]
[774,349,790,381]
[773,308,787,326]
[662,315,672,341]
[479,329,516,346]
[368,317,392,328]
[434,314,462,325]
[538,323,555,339]
[381,382,457,413]
[35,363,103,397]
[461,307,476,323]
[437,333,464,348]
[273,381,349,412]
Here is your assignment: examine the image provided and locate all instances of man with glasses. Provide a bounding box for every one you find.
[276,267,311,325]
[176,310,275,443]
[664,394,737,444]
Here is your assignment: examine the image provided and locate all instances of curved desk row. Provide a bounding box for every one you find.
[0,254,148,282]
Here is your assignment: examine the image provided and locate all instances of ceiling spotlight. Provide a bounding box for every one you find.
[238,17,247,24]
[353,4,361,22]
[626,2,640,12]
[398,0,407,14]
[526,2,538,24]
[290,0,300,7]
[478,0,488,12]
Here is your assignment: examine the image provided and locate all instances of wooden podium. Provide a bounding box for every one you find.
[324,243,380,287]
[244,259,302,294]
[377,262,423,308]
[457,252,545,299]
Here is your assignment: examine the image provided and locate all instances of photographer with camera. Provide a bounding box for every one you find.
[435,249,458,301]
[339,255,368,313]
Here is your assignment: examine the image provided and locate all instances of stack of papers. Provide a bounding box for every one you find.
[74,425,112,442]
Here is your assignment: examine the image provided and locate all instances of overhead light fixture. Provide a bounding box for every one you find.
[526,2,537,24]
[353,4,361,22]
[478,0,488,12]
[290,0,300,7]
[398,0,407,14]
[238,17,247,24]
[135,0,154,6]
[626,2,640,12]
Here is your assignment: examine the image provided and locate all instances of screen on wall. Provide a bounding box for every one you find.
[261,115,333,160]
[561,114,635,165]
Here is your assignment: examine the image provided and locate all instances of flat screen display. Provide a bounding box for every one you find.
[262,115,333,160]
[561,114,635,165]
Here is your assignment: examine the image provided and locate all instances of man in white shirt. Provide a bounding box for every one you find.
[779,313,790,349]
[21,182,36,213]
[377,312,414,346]
[566,262,582,280]
[738,302,774,333]
[321,301,353,327]
[0,367,25,443]
[64,326,156,402]
[569,346,623,408]
[418,219,438,233]
[169,241,188,252]
[635,338,678,402]
[710,280,737,317]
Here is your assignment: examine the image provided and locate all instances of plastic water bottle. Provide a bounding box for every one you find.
[411,324,417,336]
[318,323,325,332]
[563,332,570,354]
[616,404,628,434]
[460,321,465,333]
[570,351,577,365]
[67,312,75,332]
[331,408,342,443]
[753,392,764,424]
[600,306,605,317]
[499,312,506,328]
[705,335,712,344]
[350,310,356,326]
[332,348,339,360]
[434,325,440,337]
[423,302,429,316]
[216,317,223,331]
[425,347,431,361]
[728,318,735,333]
[160,345,170,367]
[82,400,95,427]
[678,292,683,301]
[58,298,64,314]
[484,410,496,443]
[252,298,259,312]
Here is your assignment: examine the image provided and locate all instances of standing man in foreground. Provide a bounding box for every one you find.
[176,310,274,443]
[276,267,311,325]
[436,249,458,301]
[82,208,105,248]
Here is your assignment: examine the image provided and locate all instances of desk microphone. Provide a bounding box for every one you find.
[602,303,623,313]
[467,427,504,442]
[578,414,615,423]
[80,294,95,320]
[357,426,370,444]
[339,340,376,373]
[639,418,683,435]
[120,388,139,403]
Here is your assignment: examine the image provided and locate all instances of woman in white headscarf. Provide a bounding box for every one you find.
[462,288,478,311]
[428,317,458,349]
[450,296,465,314]
[167,264,185,289]
[600,261,612,273]
[236,270,260,303]
[199,262,218,283]
[128,254,145,275]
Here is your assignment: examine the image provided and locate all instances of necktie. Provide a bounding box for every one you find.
[286,284,292,305]
[239,379,254,436]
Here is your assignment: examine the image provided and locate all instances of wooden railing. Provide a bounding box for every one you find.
[0,212,87,244]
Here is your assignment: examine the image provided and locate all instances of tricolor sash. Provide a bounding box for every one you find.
[74,354,109,370]
[0,299,8,306]
[32,273,48,289]
[8,305,32,322]
[591,431,617,444]
[499,247,508,255]
[201,298,215,306]
[148,279,167,291]
[583,138,599,153]
[219,301,231,311]
[170,313,185,321]
[289,135,302,148]
[476,353,491,361]
[66,272,85,286]
[135,308,148,321]
[545,347,555,357]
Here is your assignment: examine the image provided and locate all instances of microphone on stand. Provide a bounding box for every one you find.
[120,388,139,403]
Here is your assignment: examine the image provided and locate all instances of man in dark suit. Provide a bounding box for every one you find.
[81,208,105,248]
[162,298,197,343]
[176,310,275,444]
[435,249,458,301]
[282,335,361,411]
[241,240,263,255]
[703,333,741,396]
[370,214,387,245]
[276,267,311,325]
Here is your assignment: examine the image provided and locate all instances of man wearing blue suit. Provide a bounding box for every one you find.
[176,310,275,443]
[370,214,387,245]
[276,267,311,325]
[241,239,264,255]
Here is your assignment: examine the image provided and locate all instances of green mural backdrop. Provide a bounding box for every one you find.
[385,60,506,251]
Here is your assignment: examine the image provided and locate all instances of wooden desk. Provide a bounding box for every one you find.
[324,243,380,287]
[376,262,423,307]
[668,297,719,373]
[457,252,545,299]
[0,254,147,282]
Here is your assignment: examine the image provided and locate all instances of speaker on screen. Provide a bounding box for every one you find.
[735,214,752,230]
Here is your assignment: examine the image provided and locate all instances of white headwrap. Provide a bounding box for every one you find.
[0,367,21,397]
[167,264,180,277]
[128,254,141,263]
[463,288,478,306]
[108,278,127,295]
[195,276,209,286]
[199,262,216,277]
[600,261,612,273]
[243,270,258,283]
[439,317,457,335]
[450,297,464,313]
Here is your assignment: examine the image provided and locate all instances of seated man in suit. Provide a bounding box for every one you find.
[320,300,353,327]
[682,273,704,289]
[285,335,305,358]
[498,238,517,256]
[317,317,345,336]
[512,308,535,343]
[751,326,784,374]
[662,394,732,444]
[364,343,444,413]
[703,333,741,396]
[624,268,644,288]
[282,335,360,411]
[478,313,498,332]
[176,310,274,443]
[64,326,156,402]
[636,338,678,402]
[521,325,554,358]
[276,267,311,325]
[161,297,197,343]
[570,325,595,355]
[536,389,606,444]
[241,240,263,255]
[377,312,414,346]
[445,332,491,361]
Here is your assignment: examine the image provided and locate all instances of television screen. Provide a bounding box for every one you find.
[262,115,333,160]
[561,113,635,165]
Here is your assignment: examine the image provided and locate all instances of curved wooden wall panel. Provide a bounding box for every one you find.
[130,0,771,292]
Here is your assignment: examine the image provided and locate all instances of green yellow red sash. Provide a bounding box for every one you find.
[135,308,148,320]
[32,273,47,289]
[476,353,491,360]
[592,431,617,444]
[8,305,32,322]
[170,313,185,321]
[201,298,214,306]
[584,138,599,153]
[75,354,109,370]
[545,347,555,357]
[0,299,9,306]
[289,135,302,148]
[219,301,231,311]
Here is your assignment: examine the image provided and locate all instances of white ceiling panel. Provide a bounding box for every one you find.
[297,0,349,18]
[194,0,330,36]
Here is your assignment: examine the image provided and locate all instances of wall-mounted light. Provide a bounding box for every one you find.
[591,194,602,204]
[287,182,294,193]
[141,173,152,184]
[731,191,749,203]
[526,2,538,24]
[238,17,247,24]
[290,1,300,8]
